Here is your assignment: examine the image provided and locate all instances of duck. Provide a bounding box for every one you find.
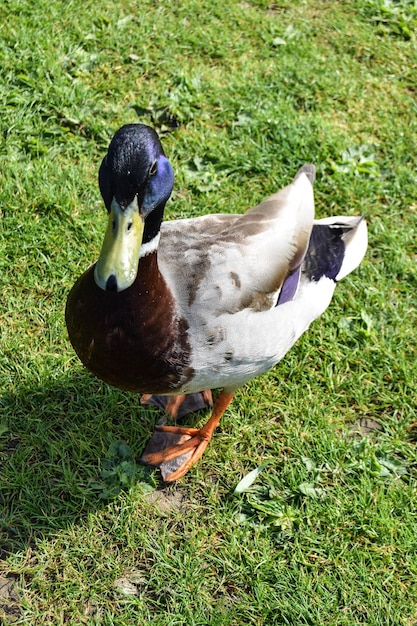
[65,123,367,482]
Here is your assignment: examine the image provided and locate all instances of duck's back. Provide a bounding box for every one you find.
[157,169,315,319]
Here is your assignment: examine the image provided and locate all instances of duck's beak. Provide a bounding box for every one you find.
[94,197,144,292]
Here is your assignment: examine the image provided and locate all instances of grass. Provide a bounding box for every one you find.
[1,0,417,623]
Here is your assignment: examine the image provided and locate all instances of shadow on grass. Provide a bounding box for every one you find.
[0,370,164,558]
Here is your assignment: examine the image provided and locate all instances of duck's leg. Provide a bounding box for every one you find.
[141,390,213,419]
[141,391,234,481]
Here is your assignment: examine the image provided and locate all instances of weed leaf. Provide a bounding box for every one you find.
[234,462,271,494]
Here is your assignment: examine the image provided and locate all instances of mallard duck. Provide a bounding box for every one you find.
[66,123,367,481]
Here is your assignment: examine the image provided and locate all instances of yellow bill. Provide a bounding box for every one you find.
[94,198,144,292]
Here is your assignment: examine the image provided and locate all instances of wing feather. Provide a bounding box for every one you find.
[157,167,315,315]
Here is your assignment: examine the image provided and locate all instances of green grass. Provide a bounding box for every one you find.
[1,0,417,623]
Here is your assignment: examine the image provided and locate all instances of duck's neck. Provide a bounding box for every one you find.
[140,232,161,258]
[142,201,165,245]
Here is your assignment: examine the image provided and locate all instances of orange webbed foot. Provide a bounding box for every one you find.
[141,391,233,481]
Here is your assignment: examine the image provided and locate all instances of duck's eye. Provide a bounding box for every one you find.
[149,160,158,176]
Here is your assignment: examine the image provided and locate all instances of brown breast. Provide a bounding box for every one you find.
[65,253,194,394]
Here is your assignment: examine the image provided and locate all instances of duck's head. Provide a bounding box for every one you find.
[94,124,174,292]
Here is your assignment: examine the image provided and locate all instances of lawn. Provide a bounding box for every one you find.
[1,0,417,623]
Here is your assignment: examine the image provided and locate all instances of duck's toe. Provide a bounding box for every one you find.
[141,428,195,482]
[141,391,234,481]
[141,425,209,482]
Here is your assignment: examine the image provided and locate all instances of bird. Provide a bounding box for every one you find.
[65,123,367,482]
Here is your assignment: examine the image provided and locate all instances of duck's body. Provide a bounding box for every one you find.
[66,124,367,481]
